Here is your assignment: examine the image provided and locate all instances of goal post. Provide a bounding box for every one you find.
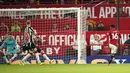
[0,8,87,64]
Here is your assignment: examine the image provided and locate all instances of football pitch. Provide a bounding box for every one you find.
[0,64,129,73]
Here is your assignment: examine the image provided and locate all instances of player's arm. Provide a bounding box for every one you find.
[0,40,6,49]
[99,36,107,43]
[98,33,108,44]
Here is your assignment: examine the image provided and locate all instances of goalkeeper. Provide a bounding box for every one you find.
[0,35,20,64]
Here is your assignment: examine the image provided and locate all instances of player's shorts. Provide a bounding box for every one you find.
[37,48,41,53]
[22,44,30,52]
[30,42,36,51]
[7,49,19,54]
[109,43,118,54]
[22,42,36,51]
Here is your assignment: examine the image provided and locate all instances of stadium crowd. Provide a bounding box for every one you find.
[0,0,130,5]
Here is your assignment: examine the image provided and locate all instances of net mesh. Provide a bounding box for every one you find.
[0,8,87,64]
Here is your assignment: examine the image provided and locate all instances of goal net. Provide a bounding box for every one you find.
[0,8,87,64]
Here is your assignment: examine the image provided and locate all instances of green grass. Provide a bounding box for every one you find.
[0,64,130,73]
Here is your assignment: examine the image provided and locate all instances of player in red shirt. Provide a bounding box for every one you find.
[103,24,121,65]
[99,24,120,65]
[108,24,121,65]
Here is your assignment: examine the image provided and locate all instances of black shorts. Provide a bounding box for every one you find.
[22,42,41,53]
[37,48,41,53]
[22,42,36,51]
[22,44,30,52]
[30,42,37,51]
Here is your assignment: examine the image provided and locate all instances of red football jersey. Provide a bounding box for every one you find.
[100,29,121,46]
[109,29,121,45]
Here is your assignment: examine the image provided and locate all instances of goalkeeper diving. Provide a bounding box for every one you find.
[0,35,20,64]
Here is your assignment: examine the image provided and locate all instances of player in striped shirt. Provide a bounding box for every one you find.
[20,20,53,65]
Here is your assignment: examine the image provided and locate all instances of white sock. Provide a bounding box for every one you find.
[3,56,9,63]
[22,54,31,61]
[11,54,17,60]
[43,54,50,61]
[35,53,41,63]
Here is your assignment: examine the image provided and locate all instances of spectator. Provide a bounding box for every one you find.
[88,20,97,31]
[123,34,130,55]
[62,23,75,31]
[0,22,9,32]
[90,34,104,56]
[11,21,21,32]
[64,24,70,30]
[88,24,93,31]
[52,22,58,32]
[96,21,105,31]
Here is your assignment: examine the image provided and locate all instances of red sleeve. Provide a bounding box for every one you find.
[100,33,109,41]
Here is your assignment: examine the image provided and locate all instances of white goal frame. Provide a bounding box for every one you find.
[0,8,83,64]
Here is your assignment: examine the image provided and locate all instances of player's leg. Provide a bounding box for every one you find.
[37,48,53,64]
[22,54,31,62]
[21,51,30,64]
[22,50,32,62]
[35,52,42,64]
[40,50,54,63]
[9,45,21,63]
[20,42,33,65]
[9,50,19,63]
[20,44,30,64]
[43,53,51,61]
[108,53,116,64]
[10,54,17,63]
[35,48,45,65]
[0,50,9,64]
[108,44,118,65]
[20,53,32,65]
[20,48,32,65]
[3,55,9,64]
